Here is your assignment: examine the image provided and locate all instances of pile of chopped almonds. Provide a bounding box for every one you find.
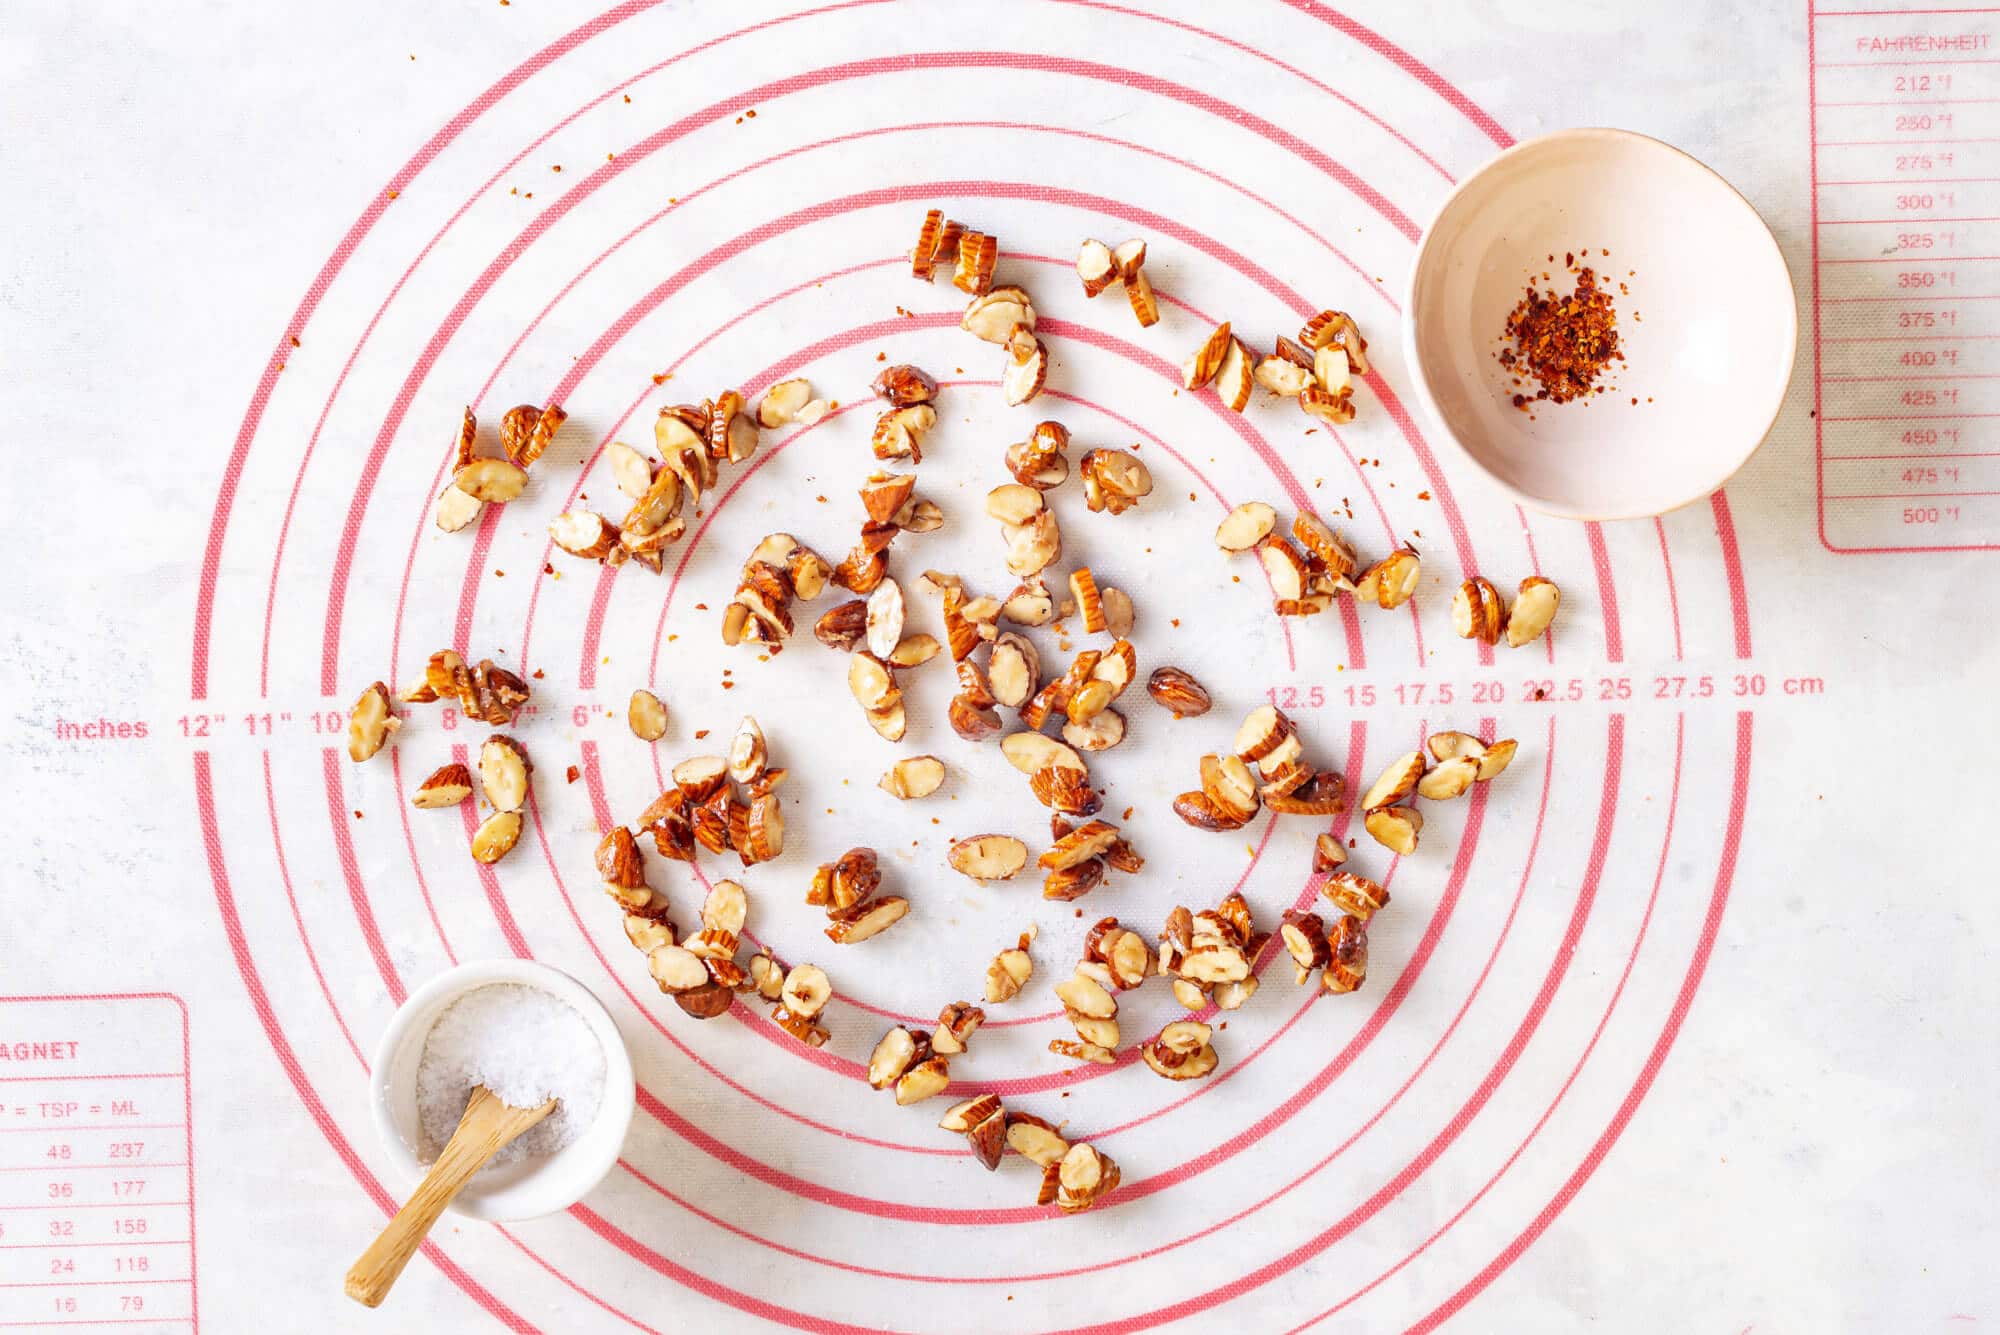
[342,208,1573,1219]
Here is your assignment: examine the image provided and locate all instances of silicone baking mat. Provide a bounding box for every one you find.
[3,0,1995,1330]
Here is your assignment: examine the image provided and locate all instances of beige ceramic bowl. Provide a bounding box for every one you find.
[1405,128,1797,520]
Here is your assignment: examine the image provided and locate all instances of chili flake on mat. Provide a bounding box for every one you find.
[1496,258,1623,408]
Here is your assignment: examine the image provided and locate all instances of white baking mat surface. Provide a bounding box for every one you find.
[2,0,1994,1330]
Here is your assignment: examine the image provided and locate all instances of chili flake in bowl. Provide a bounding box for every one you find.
[1404,128,1796,520]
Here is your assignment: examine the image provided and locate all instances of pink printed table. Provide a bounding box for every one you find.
[3,1,1994,1331]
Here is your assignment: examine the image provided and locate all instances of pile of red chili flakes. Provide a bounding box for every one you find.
[1496,252,1624,411]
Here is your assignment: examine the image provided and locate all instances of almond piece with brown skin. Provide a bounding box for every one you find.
[1476,738,1519,781]
[627,689,668,741]
[1215,501,1278,552]
[1056,1143,1120,1213]
[1142,1041,1219,1081]
[932,1001,985,1055]
[1311,832,1348,873]
[595,827,645,889]
[1042,858,1106,901]
[1005,1113,1069,1168]
[1323,914,1369,993]
[1080,449,1152,514]
[468,809,522,864]
[940,1092,1003,1134]
[1006,438,1070,489]
[1124,264,1160,327]
[986,483,1045,526]
[700,879,749,936]
[1505,577,1560,648]
[1298,384,1356,426]
[1200,753,1260,821]
[746,954,787,1001]
[1028,764,1100,815]
[1062,707,1125,753]
[1076,238,1117,296]
[1255,353,1313,396]
[625,916,675,954]
[867,1026,921,1088]
[1002,324,1048,406]
[1039,819,1120,871]
[434,485,481,532]
[647,944,710,995]
[412,762,474,808]
[1265,769,1347,817]
[454,457,529,503]
[870,403,936,463]
[1281,913,1332,973]
[847,652,897,711]
[1069,568,1106,632]
[1214,337,1254,412]
[871,363,938,407]
[893,1055,952,1106]
[1418,755,1480,800]
[1428,730,1486,763]
[1292,513,1359,583]
[1259,536,1312,602]
[1145,665,1213,718]
[1362,751,1427,811]
[1001,578,1055,625]
[757,377,812,428]
[670,755,728,804]
[1001,731,1085,776]
[864,698,908,743]
[778,963,831,1020]
[988,635,1039,709]
[986,942,1034,1002]
[825,895,910,944]
[1453,576,1505,644]
[961,285,1035,342]
[953,230,997,295]
[1182,320,1233,389]
[1365,805,1423,855]
[1356,547,1421,610]
[910,207,945,279]
[885,634,940,669]
[813,599,869,651]
[1002,510,1062,578]
[549,511,618,562]
[963,1105,1009,1170]
[1173,790,1250,832]
[948,694,1003,742]
[879,754,946,800]
[1322,871,1390,922]
[1049,1038,1118,1066]
[347,682,398,762]
[860,470,917,525]
[478,736,530,812]
[949,834,1029,882]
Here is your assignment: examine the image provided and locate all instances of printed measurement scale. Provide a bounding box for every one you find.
[0,996,196,1332]
[1811,0,2000,551]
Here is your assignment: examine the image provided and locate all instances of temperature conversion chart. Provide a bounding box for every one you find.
[0,996,196,1332]
[1811,0,2000,551]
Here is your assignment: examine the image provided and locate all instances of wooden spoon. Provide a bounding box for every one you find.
[344,1085,556,1307]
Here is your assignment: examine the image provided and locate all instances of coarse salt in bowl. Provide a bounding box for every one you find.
[1404,128,1797,520]
[368,960,635,1221]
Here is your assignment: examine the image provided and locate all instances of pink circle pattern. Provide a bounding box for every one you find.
[189,3,1758,1330]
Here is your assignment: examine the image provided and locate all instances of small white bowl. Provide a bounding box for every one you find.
[368,960,634,1222]
[1405,128,1797,520]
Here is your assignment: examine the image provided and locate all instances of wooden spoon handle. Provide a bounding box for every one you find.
[344,1088,552,1307]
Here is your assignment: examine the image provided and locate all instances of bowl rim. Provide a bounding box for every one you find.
[366,958,636,1222]
[1401,126,1799,522]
